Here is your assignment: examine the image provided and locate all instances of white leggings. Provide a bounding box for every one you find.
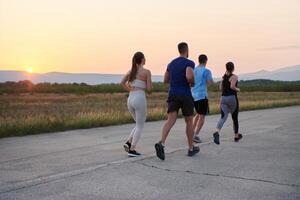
[127,90,147,148]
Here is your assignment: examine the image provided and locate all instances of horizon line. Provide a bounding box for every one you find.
[0,64,299,76]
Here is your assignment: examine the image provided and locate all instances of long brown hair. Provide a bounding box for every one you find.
[223,61,235,78]
[128,52,145,82]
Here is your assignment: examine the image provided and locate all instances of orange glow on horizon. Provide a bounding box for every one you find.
[26,68,33,73]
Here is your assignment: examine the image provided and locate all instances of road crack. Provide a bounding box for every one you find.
[135,161,300,188]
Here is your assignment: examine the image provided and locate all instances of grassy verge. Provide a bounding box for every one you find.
[0,92,299,138]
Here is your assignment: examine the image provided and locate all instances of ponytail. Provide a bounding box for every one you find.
[128,52,145,82]
[225,62,234,75]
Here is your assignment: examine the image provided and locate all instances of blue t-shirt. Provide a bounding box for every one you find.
[167,57,195,96]
[191,66,213,101]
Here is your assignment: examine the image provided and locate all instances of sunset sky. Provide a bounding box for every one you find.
[0,0,299,77]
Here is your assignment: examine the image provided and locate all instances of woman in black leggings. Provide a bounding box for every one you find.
[213,62,242,144]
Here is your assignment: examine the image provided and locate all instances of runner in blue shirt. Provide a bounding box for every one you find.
[191,54,213,143]
[155,42,200,160]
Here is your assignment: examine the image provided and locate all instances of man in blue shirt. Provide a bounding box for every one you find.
[191,54,213,143]
[155,42,200,160]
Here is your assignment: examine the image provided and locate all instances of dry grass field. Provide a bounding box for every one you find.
[0,92,300,137]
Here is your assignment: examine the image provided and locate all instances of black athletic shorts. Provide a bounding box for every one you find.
[167,95,194,116]
[194,98,209,115]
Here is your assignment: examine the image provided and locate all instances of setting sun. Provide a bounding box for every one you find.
[26,68,33,73]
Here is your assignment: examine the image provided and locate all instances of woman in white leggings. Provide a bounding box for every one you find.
[120,52,152,157]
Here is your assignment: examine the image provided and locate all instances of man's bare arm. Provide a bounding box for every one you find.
[207,79,213,86]
[164,70,170,84]
[186,67,195,87]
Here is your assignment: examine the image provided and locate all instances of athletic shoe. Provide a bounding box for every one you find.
[155,142,165,160]
[234,133,243,142]
[187,146,200,157]
[128,150,141,157]
[193,135,202,143]
[123,141,131,152]
[213,132,220,145]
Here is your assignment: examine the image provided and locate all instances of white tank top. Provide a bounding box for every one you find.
[131,79,147,89]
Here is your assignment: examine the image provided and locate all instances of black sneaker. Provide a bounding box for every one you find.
[187,146,200,157]
[155,142,165,160]
[128,150,141,157]
[213,132,220,145]
[193,135,202,143]
[123,141,131,152]
[234,133,243,142]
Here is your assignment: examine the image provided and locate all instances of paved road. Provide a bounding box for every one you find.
[0,106,299,200]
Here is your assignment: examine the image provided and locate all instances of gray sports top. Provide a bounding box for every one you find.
[131,79,146,89]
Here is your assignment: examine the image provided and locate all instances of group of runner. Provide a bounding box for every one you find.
[120,42,242,159]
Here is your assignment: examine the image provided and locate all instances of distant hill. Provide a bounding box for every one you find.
[0,65,299,84]
[239,65,300,81]
[0,71,163,84]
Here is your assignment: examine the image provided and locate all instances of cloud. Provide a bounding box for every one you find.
[260,45,300,51]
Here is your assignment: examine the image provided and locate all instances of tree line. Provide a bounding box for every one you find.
[0,79,299,94]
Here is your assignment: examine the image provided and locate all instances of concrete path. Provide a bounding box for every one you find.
[0,106,299,200]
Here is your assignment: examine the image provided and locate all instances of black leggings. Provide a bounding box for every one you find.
[217,95,239,134]
[232,96,239,133]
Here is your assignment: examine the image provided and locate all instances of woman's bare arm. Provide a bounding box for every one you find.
[120,71,131,92]
[146,70,153,91]
[230,75,240,92]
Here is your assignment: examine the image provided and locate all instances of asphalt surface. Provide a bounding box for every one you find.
[0,106,299,200]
